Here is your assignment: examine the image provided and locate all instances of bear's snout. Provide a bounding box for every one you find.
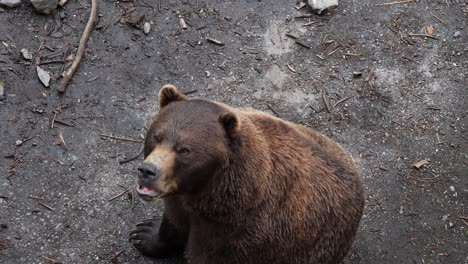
[138,163,161,183]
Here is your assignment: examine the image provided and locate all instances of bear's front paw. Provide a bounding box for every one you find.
[129,218,167,258]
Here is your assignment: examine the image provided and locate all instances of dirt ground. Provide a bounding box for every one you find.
[0,0,467,263]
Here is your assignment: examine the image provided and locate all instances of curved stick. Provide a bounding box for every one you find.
[57,0,98,93]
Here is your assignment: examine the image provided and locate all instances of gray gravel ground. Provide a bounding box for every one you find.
[0,0,467,263]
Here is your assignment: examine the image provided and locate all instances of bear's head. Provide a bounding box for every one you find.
[135,84,240,201]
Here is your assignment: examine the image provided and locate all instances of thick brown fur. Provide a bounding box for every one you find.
[130,84,364,264]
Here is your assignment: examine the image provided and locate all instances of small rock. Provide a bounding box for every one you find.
[15,140,23,146]
[0,223,7,229]
[307,0,338,15]
[442,215,449,221]
[51,31,63,38]
[0,81,4,98]
[453,31,461,38]
[205,71,211,77]
[449,186,455,192]
[58,10,66,19]
[143,22,151,35]
[0,0,21,8]
[36,66,51,87]
[21,48,33,60]
[32,142,37,147]
[448,222,454,228]
[124,10,144,27]
[30,0,58,15]
[353,71,362,78]
[207,83,220,90]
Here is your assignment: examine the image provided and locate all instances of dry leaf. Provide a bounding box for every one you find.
[412,158,430,169]
[425,25,434,35]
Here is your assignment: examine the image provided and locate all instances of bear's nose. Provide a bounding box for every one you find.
[138,163,160,181]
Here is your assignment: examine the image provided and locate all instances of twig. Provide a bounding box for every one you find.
[39,60,65,65]
[267,104,280,117]
[206,38,225,46]
[333,96,354,108]
[109,190,129,201]
[409,33,439,40]
[58,131,70,151]
[57,0,97,93]
[119,145,144,164]
[365,65,376,82]
[38,202,55,211]
[110,250,124,262]
[41,256,60,264]
[432,15,447,26]
[99,133,143,143]
[51,112,57,128]
[0,195,8,199]
[373,0,414,6]
[322,89,332,113]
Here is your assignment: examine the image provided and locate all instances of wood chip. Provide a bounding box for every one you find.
[412,158,430,169]
[206,38,225,46]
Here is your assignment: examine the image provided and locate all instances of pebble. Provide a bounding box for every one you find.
[442,215,449,221]
[449,186,455,192]
[448,222,454,228]
[51,31,63,39]
[453,31,460,38]
[36,66,51,87]
[21,48,33,60]
[143,22,151,35]
[0,0,21,8]
[353,71,362,78]
[15,140,23,146]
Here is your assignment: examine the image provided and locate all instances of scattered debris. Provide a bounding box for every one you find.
[207,83,220,90]
[109,190,128,201]
[307,0,338,15]
[51,31,63,39]
[295,40,311,49]
[365,65,375,82]
[20,48,33,60]
[412,158,429,169]
[373,0,414,7]
[353,71,362,78]
[322,88,332,112]
[36,66,51,87]
[287,64,297,73]
[38,202,55,211]
[143,22,151,35]
[285,33,299,39]
[119,146,144,164]
[122,10,145,27]
[30,0,58,15]
[453,31,460,38]
[207,37,225,46]
[409,33,438,40]
[0,0,21,8]
[179,17,188,29]
[99,133,143,143]
[425,25,434,35]
[57,0,97,93]
[0,81,4,99]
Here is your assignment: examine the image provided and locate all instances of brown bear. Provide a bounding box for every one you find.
[129,84,364,264]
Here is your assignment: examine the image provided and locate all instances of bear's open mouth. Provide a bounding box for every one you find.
[136,185,162,201]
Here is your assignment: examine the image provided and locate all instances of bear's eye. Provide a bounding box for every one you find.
[177,147,191,155]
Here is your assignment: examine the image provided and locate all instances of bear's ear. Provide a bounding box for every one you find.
[219,112,240,138]
[159,84,187,108]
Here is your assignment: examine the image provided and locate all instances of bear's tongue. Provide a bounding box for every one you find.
[137,185,159,197]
